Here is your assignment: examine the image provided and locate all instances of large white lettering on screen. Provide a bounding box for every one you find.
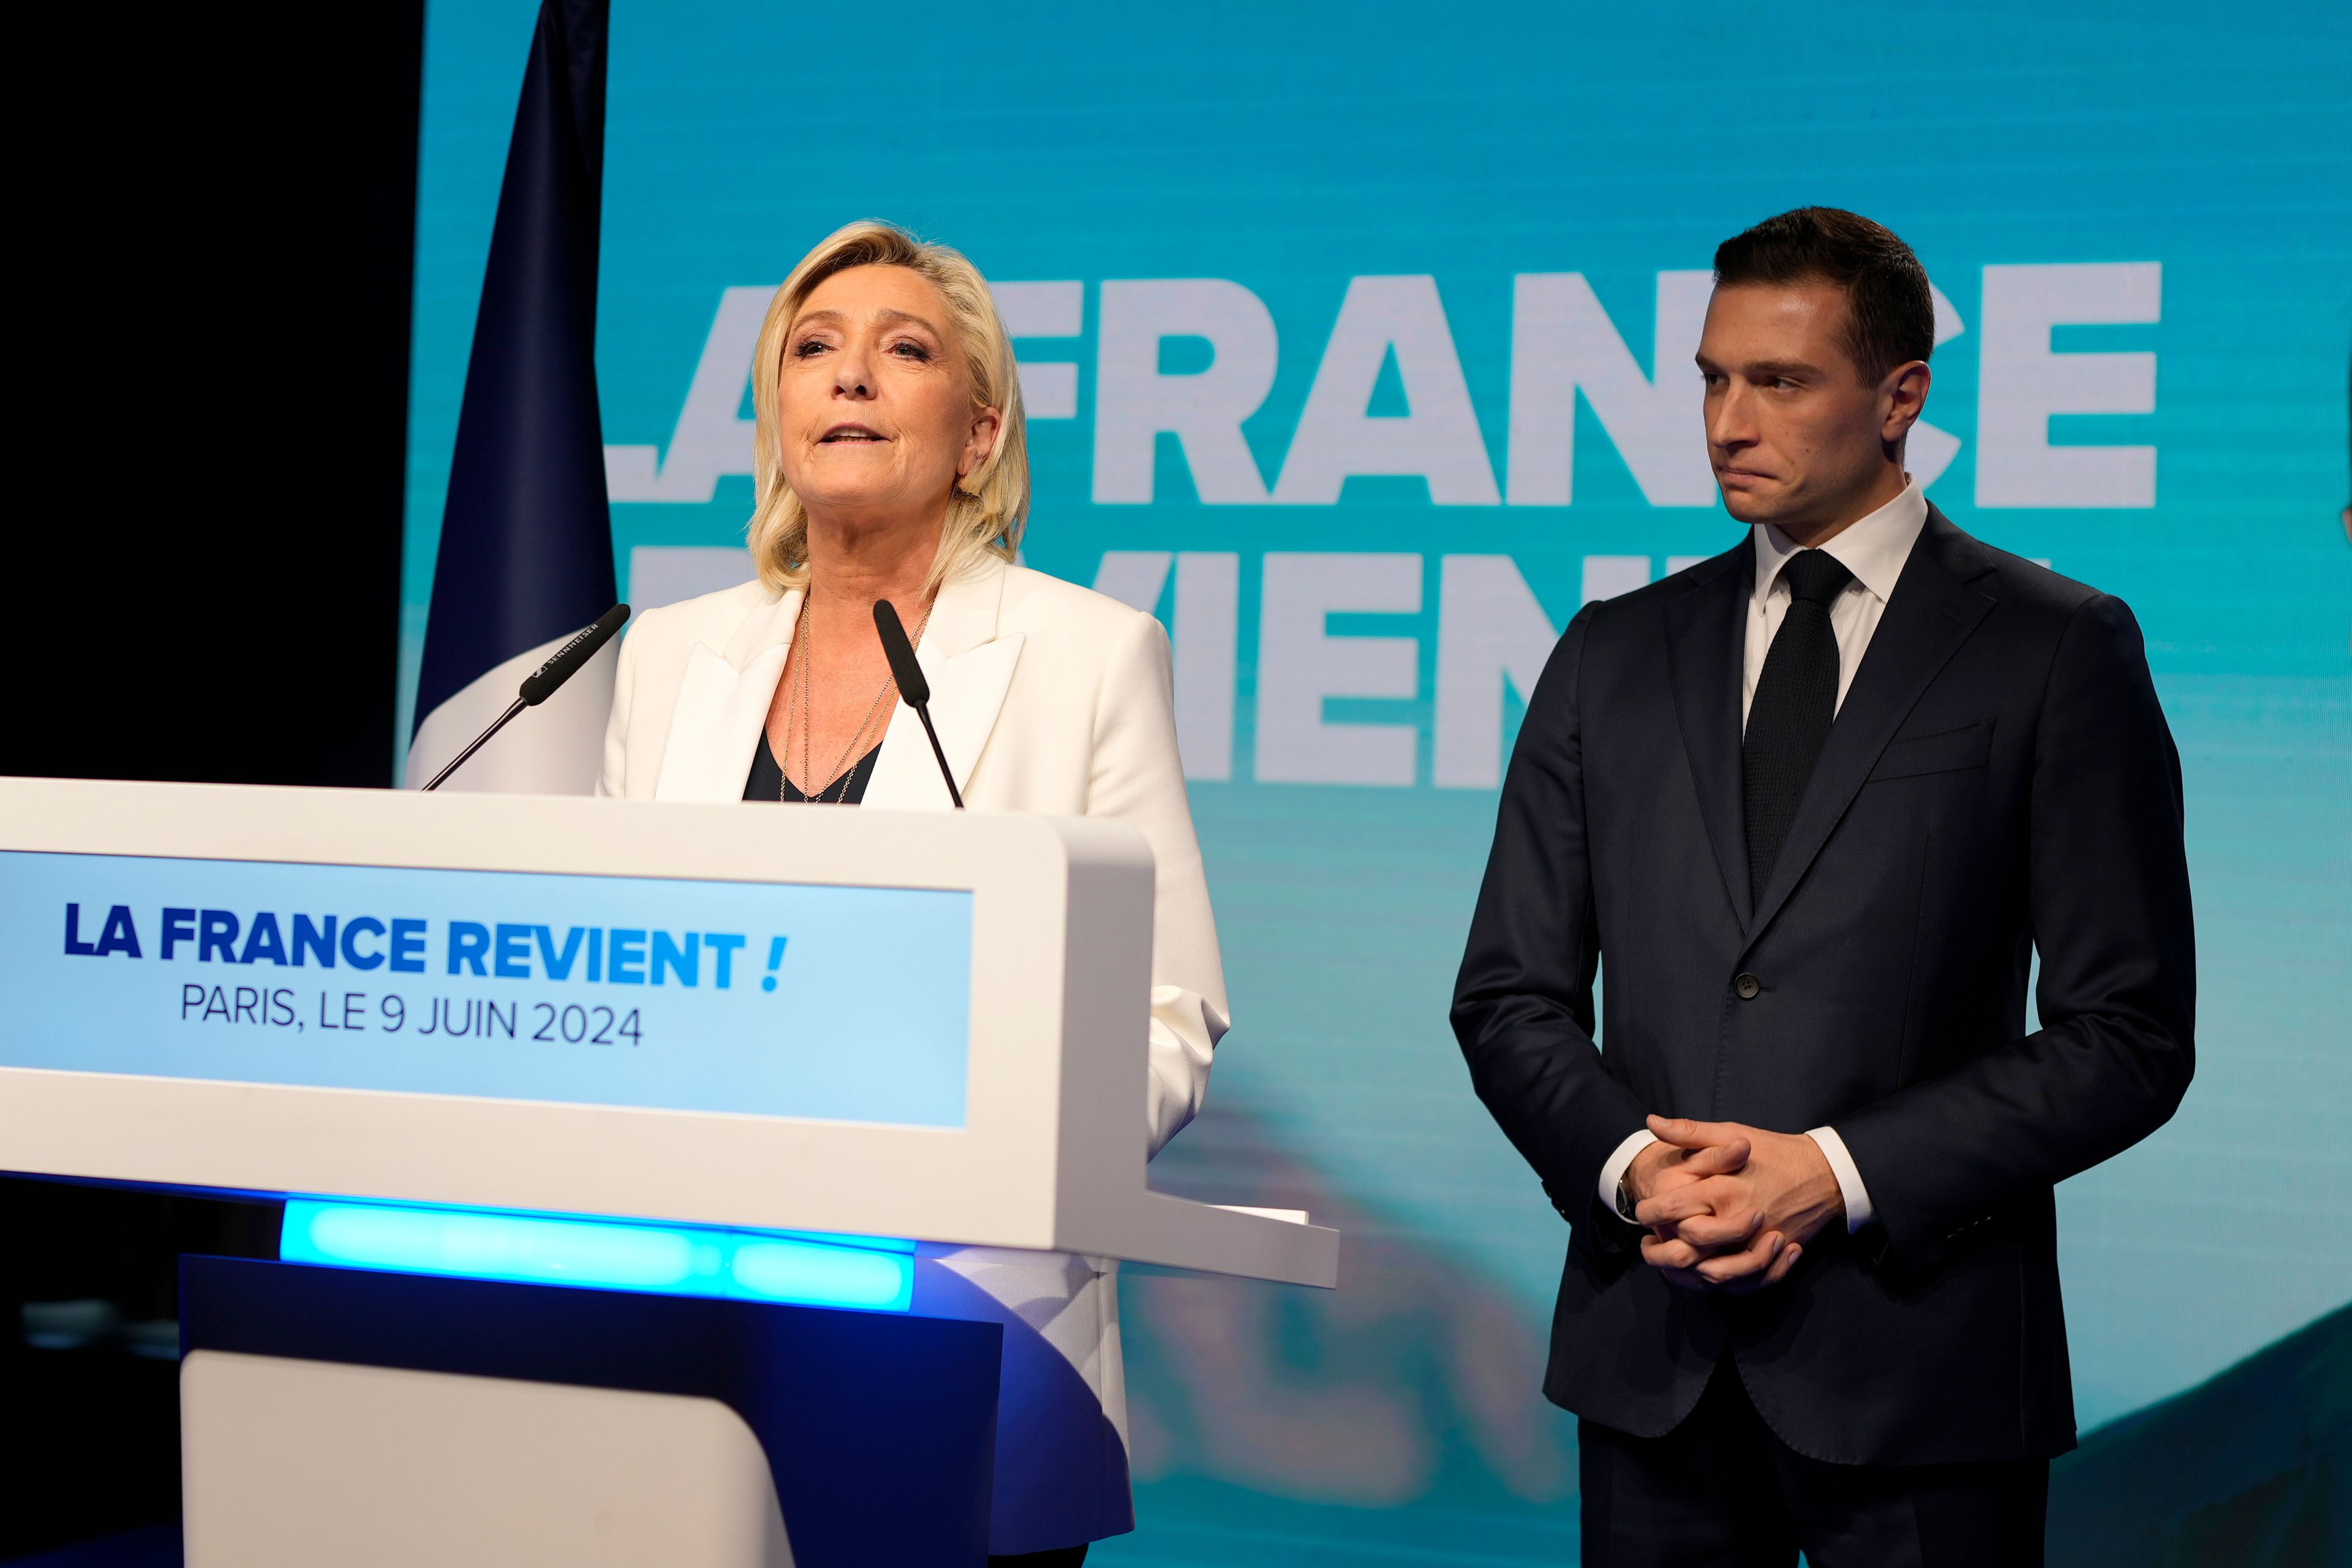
[606,280,1088,503]
[990,280,1085,419]
[1505,271,1716,507]
[1257,554,1423,786]
[606,264,2157,515]
[1104,547,1682,791]
[1429,553,1689,788]
[1975,262,2160,508]
[1091,551,1240,782]
[1433,556,1560,789]
[606,284,771,502]
[1272,276,1499,506]
[1094,279,1278,503]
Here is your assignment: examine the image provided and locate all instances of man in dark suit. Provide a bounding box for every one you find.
[1451,207,2195,1566]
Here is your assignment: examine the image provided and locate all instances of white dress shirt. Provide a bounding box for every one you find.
[1599,478,1928,1233]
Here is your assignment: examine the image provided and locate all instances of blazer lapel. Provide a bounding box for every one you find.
[652,590,801,803]
[1744,508,1997,943]
[862,561,1024,810]
[1664,545,1755,923]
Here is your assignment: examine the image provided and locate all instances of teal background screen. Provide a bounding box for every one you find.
[402,4,2351,1558]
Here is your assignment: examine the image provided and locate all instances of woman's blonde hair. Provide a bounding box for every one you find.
[746,221,1027,595]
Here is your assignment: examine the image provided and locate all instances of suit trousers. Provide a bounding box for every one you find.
[1578,1361,2047,1567]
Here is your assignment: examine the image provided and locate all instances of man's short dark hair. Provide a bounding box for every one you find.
[1713,207,1934,383]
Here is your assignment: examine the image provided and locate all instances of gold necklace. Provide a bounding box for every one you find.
[784,596,933,804]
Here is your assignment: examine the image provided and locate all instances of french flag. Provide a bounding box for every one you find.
[406,0,616,793]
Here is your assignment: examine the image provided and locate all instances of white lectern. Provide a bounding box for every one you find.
[0,777,1336,1567]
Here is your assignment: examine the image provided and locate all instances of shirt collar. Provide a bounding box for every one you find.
[1751,477,1928,608]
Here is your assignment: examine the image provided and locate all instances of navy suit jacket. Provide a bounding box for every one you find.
[1451,508,2195,1466]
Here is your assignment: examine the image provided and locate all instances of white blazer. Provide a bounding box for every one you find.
[597,556,1228,1551]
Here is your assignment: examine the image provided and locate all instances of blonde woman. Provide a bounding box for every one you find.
[598,222,1227,1564]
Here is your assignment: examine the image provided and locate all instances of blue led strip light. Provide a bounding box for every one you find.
[280,1199,914,1312]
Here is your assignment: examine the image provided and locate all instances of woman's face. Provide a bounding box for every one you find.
[775,264,999,523]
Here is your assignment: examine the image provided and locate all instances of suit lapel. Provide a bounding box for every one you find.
[1664,545,1755,922]
[1744,509,1996,944]
[652,590,800,803]
[862,560,1024,810]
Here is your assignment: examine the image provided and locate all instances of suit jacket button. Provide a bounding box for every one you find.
[1734,973,1762,1000]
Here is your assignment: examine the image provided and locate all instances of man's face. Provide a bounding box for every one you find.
[1695,279,1925,533]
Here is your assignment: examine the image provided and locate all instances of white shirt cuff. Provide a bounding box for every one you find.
[1806,1126,1875,1232]
[1597,1129,1659,1224]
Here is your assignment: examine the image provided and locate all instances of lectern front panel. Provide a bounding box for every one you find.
[2,849,972,1127]
[0,778,1337,1284]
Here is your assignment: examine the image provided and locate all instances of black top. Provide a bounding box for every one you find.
[745,731,881,804]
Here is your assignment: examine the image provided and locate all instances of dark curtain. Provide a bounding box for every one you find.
[0,1,421,1551]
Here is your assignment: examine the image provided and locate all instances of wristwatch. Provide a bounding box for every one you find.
[1615,1170,1642,1224]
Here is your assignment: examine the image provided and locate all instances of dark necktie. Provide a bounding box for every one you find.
[1743,548,1855,903]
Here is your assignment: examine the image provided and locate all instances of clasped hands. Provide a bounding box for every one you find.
[1625,1115,1844,1294]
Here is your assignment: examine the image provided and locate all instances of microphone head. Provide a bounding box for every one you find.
[519,603,630,706]
[872,598,931,706]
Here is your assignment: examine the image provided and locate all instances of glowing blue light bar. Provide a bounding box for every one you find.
[280,1199,913,1312]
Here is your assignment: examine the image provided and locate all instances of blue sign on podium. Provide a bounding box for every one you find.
[0,848,974,1127]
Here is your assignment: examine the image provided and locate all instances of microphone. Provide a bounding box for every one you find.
[421,604,631,792]
[873,599,963,810]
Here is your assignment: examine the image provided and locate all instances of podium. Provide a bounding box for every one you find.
[0,777,1336,1566]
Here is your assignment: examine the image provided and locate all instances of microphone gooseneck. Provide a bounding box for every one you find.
[873,598,963,810]
[422,603,631,792]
